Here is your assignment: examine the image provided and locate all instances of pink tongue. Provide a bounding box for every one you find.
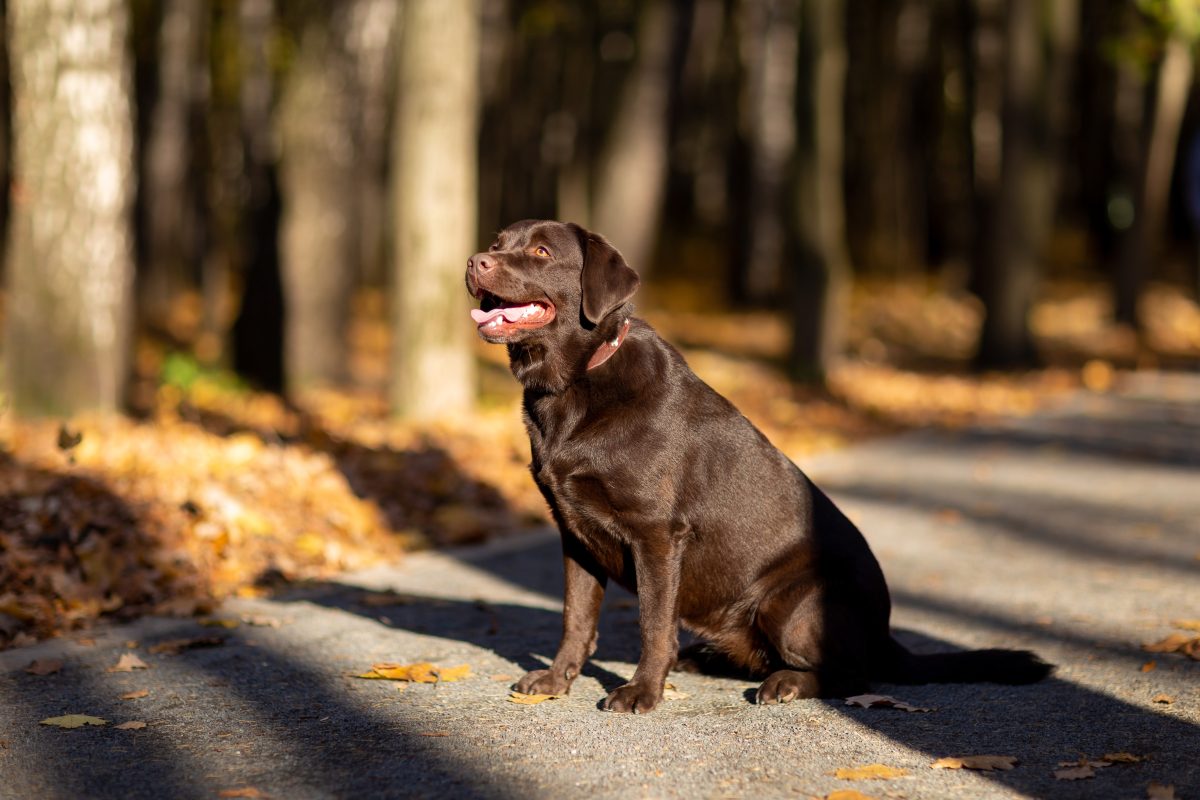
[470,304,539,324]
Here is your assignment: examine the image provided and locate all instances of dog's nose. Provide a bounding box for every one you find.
[469,254,495,274]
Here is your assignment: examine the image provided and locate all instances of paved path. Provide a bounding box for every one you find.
[2,373,1198,799]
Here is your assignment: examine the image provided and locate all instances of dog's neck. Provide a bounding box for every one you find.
[507,313,631,394]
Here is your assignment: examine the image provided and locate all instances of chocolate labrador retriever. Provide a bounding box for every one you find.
[465,219,1051,713]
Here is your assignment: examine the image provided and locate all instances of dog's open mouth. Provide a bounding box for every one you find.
[470,290,556,334]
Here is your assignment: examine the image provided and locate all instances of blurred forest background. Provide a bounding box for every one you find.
[2,0,1200,648]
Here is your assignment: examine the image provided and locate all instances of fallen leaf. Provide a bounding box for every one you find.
[148,636,225,655]
[1172,619,1200,632]
[1142,633,1200,660]
[121,690,150,700]
[125,640,139,649]
[662,683,689,701]
[1152,693,1174,704]
[931,755,1018,771]
[1147,782,1176,799]
[826,791,879,800]
[356,662,469,683]
[218,789,267,799]
[845,694,934,713]
[1141,661,1157,672]
[1054,766,1095,780]
[24,659,63,676]
[107,653,149,672]
[508,691,560,704]
[833,764,909,780]
[115,721,147,730]
[40,715,107,729]
[57,424,83,451]
[1103,752,1149,763]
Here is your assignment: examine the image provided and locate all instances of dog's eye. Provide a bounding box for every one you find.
[534,246,551,258]
[489,242,500,252]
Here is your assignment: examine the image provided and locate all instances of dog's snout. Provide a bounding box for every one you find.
[469,254,495,274]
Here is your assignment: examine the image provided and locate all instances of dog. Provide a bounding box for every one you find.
[465,219,1052,713]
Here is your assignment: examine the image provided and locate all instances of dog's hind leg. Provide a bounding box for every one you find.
[753,585,872,703]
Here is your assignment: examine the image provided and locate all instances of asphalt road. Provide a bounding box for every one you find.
[1,372,1197,799]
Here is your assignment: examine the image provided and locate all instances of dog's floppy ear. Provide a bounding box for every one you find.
[575,227,640,325]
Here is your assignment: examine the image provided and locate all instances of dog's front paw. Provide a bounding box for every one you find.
[602,682,662,714]
[514,669,572,696]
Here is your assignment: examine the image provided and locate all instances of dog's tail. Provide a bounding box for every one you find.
[879,637,1053,685]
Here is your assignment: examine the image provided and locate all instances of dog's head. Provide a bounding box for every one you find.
[465,219,640,349]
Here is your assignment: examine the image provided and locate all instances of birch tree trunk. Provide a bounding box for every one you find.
[5,0,136,415]
[391,0,478,418]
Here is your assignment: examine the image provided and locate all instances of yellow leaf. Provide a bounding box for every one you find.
[121,690,150,700]
[356,662,468,683]
[508,691,560,705]
[107,653,149,672]
[834,764,909,780]
[1141,661,1157,672]
[931,755,1018,771]
[115,721,147,730]
[40,715,107,729]
[1152,693,1174,704]
[826,792,879,800]
[295,532,325,557]
[435,664,471,682]
[1172,619,1200,632]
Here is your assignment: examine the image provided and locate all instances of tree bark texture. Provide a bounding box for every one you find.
[592,0,673,275]
[278,3,360,392]
[1115,32,1193,326]
[391,0,478,418]
[141,0,206,329]
[789,0,850,380]
[5,0,136,415]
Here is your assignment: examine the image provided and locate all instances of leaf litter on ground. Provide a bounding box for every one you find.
[24,659,63,676]
[107,653,149,672]
[844,694,934,713]
[507,691,561,705]
[40,715,107,729]
[355,662,470,683]
[931,755,1018,771]
[1142,633,1200,660]
[832,764,909,780]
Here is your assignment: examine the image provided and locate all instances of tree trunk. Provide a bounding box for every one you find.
[733,0,798,305]
[5,0,136,415]
[974,0,1079,368]
[230,0,285,392]
[592,0,673,274]
[278,4,359,393]
[391,0,478,419]
[788,0,850,380]
[1115,33,1194,326]
[141,0,206,330]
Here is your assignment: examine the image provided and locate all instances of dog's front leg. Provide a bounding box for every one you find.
[602,537,681,714]
[514,536,606,696]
